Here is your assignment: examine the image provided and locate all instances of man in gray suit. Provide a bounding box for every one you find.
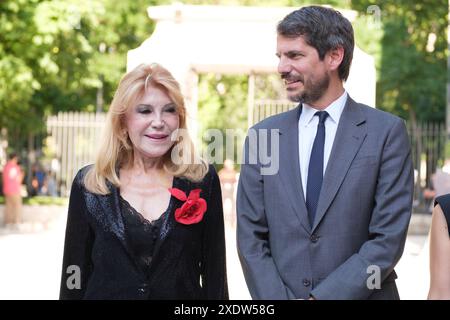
[237,6,413,300]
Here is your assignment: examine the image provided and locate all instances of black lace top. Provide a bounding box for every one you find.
[60,165,228,300]
[120,195,172,278]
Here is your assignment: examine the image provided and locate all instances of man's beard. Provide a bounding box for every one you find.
[285,72,330,104]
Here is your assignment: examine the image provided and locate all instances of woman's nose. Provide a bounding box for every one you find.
[151,113,165,128]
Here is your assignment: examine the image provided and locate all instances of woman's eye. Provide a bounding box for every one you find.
[165,107,176,113]
[138,108,151,114]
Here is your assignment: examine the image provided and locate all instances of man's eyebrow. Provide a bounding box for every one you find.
[276,50,304,57]
[286,50,304,55]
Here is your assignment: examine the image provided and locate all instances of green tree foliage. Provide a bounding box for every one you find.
[181,0,350,7]
[1,0,447,153]
[0,0,157,151]
[0,0,41,142]
[351,0,447,122]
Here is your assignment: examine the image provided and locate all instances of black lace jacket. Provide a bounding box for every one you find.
[59,164,228,300]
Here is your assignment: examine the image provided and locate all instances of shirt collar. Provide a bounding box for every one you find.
[300,91,348,126]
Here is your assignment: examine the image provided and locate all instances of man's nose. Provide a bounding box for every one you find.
[277,57,291,75]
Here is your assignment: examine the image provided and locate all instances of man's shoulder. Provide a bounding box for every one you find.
[350,99,404,126]
[251,106,300,130]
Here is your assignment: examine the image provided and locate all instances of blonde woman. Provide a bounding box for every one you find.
[60,64,228,300]
[428,194,450,299]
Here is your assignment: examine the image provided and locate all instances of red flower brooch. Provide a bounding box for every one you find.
[168,188,207,225]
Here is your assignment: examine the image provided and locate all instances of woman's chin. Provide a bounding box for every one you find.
[137,146,172,160]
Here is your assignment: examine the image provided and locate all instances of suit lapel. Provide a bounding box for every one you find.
[312,97,367,231]
[278,106,311,233]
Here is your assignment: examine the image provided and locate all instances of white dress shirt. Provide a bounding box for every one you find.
[298,91,348,198]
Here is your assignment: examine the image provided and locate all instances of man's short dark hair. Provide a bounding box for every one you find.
[277,5,354,81]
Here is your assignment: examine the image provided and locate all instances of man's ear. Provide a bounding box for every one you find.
[326,46,344,72]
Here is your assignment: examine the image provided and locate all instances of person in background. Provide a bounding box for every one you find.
[428,194,450,299]
[46,171,58,197]
[2,153,24,229]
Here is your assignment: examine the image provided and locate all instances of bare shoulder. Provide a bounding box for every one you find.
[432,204,449,233]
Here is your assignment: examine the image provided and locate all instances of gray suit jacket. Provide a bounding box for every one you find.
[237,96,413,300]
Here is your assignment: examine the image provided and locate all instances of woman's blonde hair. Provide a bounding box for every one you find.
[84,63,208,194]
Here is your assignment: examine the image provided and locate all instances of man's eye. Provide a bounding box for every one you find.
[289,53,303,59]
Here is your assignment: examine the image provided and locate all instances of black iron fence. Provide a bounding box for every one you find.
[407,121,447,213]
[3,110,448,214]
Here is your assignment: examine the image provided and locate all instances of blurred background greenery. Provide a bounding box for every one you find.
[0,195,68,206]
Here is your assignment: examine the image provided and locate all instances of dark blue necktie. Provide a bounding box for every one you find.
[306,111,329,226]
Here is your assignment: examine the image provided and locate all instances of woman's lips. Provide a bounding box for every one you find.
[145,133,169,140]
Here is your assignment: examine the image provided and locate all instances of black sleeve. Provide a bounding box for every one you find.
[201,166,229,299]
[434,194,450,236]
[59,171,95,299]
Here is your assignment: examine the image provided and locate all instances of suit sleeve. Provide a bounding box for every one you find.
[237,134,290,299]
[201,166,229,299]
[59,171,94,300]
[311,118,414,299]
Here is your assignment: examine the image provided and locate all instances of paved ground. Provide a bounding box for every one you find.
[0,207,430,300]
[0,214,66,300]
